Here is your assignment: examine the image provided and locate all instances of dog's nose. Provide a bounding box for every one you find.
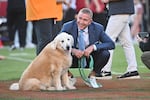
[66,46,70,50]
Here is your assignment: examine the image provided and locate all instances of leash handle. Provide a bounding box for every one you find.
[79,55,94,69]
[89,55,94,70]
[78,55,93,83]
[78,55,102,88]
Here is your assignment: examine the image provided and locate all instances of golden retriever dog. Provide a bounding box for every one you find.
[9,32,76,91]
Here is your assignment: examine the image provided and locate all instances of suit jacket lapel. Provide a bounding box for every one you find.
[72,22,78,47]
[88,25,95,45]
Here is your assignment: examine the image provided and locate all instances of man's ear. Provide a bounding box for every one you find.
[88,18,92,25]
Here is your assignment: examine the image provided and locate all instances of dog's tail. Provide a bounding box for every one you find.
[9,83,19,90]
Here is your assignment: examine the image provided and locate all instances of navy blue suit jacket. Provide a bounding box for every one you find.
[61,20,115,51]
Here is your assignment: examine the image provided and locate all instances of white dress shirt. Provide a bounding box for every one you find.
[78,27,97,50]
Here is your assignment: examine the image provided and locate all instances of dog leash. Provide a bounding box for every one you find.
[78,55,102,88]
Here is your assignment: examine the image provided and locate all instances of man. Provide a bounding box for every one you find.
[61,8,115,79]
[7,0,27,51]
[101,0,140,79]
[86,0,108,29]
[26,0,66,55]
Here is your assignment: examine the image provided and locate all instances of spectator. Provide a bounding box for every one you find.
[62,0,76,24]
[76,0,87,13]
[26,22,36,48]
[86,0,108,29]
[26,0,65,55]
[137,32,150,70]
[7,0,27,51]
[101,0,140,79]
[141,0,147,32]
[61,8,115,79]
[130,0,143,39]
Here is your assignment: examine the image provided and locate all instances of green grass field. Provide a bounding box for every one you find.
[0,44,149,81]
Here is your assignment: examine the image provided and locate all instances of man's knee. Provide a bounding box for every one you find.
[101,50,110,60]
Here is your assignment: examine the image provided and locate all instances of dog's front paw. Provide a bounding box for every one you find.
[56,86,66,91]
[47,87,55,90]
[67,85,76,90]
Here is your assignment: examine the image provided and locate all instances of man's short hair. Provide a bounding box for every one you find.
[79,8,93,18]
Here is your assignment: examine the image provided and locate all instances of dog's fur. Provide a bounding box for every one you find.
[9,32,76,91]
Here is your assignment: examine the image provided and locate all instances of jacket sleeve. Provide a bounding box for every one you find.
[93,23,115,51]
[95,33,115,50]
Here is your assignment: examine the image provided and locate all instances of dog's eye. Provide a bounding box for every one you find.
[67,38,70,41]
[61,40,64,43]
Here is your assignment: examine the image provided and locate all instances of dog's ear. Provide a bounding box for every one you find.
[70,35,74,46]
[49,41,57,49]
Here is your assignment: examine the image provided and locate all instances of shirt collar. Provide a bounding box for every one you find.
[78,27,88,34]
[84,27,88,34]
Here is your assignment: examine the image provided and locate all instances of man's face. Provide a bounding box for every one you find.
[77,12,92,30]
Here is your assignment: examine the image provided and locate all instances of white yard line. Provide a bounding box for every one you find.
[6,52,34,62]
[9,52,32,57]
[7,56,32,63]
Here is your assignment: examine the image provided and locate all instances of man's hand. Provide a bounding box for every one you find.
[72,48,84,58]
[84,45,94,57]
[72,45,94,58]
[101,0,109,3]
[101,0,121,3]
[137,35,148,43]
[56,0,68,4]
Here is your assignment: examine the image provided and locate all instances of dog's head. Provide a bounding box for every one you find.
[50,32,74,53]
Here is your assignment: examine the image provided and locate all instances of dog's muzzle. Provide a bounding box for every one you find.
[66,46,70,51]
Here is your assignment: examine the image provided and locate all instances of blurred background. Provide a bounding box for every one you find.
[0,0,150,48]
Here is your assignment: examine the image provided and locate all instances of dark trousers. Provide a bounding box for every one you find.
[72,50,110,74]
[93,12,108,30]
[62,8,76,24]
[7,9,27,47]
[33,19,62,55]
[33,19,54,55]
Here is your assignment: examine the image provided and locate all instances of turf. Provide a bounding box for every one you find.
[0,44,149,80]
